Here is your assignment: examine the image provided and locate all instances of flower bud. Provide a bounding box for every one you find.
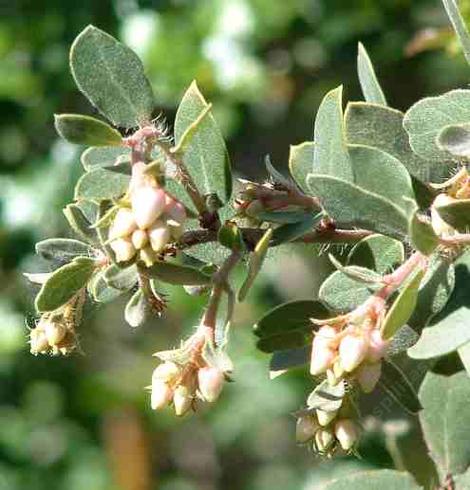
[109,208,137,240]
[110,238,136,262]
[315,429,335,452]
[140,247,157,267]
[367,329,388,362]
[132,185,166,229]
[151,379,173,410]
[334,419,359,451]
[356,362,382,393]
[316,409,338,427]
[152,362,181,383]
[310,344,335,376]
[165,196,187,224]
[166,220,184,240]
[296,416,319,443]
[173,385,193,416]
[197,366,224,402]
[148,221,171,253]
[431,194,456,236]
[30,329,49,355]
[43,320,66,346]
[131,229,148,249]
[338,333,368,372]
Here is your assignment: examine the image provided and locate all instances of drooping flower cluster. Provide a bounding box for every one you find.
[109,162,187,265]
[296,412,359,454]
[29,314,77,356]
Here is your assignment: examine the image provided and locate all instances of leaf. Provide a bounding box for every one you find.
[306,379,345,412]
[455,468,470,490]
[63,204,98,243]
[218,222,245,252]
[408,256,455,332]
[23,272,52,285]
[269,346,309,378]
[323,470,421,490]
[419,371,470,475]
[174,81,231,204]
[379,360,422,414]
[238,228,272,301]
[458,341,470,377]
[442,0,470,65]
[70,25,154,128]
[329,254,383,284]
[254,300,329,353]
[437,123,470,158]
[312,86,353,181]
[36,238,93,263]
[288,141,314,193]
[81,146,130,171]
[409,252,470,359]
[403,89,470,161]
[307,174,410,239]
[345,102,446,182]
[74,168,130,202]
[381,269,425,340]
[409,212,439,256]
[357,43,387,106]
[434,198,470,232]
[270,212,321,246]
[88,272,123,303]
[35,257,96,312]
[319,270,379,313]
[256,210,315,224]
[142,261,212,285]
[265,155,293,188]
[124,289,148,327]
[347,234,404,274]
[54,114,122,146]
[103,264,138,290]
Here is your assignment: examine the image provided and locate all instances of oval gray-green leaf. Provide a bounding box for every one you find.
[70,25,154,128]
[103,264,138,290]
[329,253,383,284]
[174,81,231,204]
[63,204,98,243]
[409,212,439,256]
[54,114,122,146]
[75,168,130,202]
[323,470,421,490]
[435,198,470,232]
[88,271,123,303]
[381,268,424,340]
[142,261,212,285]
[35,257,96,312]
[81,146,130,171]
[125,289,148,327]
[36,238,93,263]
[288,141,314,193]
[419,371,470,476]
[403,89,470,161]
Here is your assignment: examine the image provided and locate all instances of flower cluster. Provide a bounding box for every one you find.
[29,314,77,356]
[296,413,359,454]
[109,162,187,266]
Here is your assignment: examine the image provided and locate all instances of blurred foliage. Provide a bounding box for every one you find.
[1,0,469,489]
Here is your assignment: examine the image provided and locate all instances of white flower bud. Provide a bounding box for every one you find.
[197,366,224,402]
[30,329,49,355]
[339,333,368,372]
[43,321,66,346]
[140,247,157,267]
[110,238,136,262]
[166,220,184,240]
[173,385,193,416]
[165,196,187,224]
[131,229,148,249]
[356,362,382,393]
[148,221,171,252]
[152,362,181,383]
[367,329,388,362]
[151,379,173,410]
[109,208,137,240]
[310,344,335,376]
[315,429,334,452]
[316,409,338,427]
[334,419,359,451]
[132,185,166,229]
[296,416,319,443]
[431,194,456,236]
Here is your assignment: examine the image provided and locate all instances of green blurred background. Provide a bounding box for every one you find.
[1,1,469,489]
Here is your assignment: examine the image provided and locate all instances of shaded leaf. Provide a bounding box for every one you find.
[74,168,130,202]
[54,114,122,146]
[288,141,314,193]
[437,123,470,157]
[35,257,96,312]
[103,264,138,290]
[81,146,130,170]
[419,371,470,475]
[142,261,212,286]
[442,0,470,65]
[409,212,439,256]
[329,253,383,284]
[88,272,123,303]
[270,212,321,246]
[125,289,147,327]
[63,204,98,243]
[36,238,93,263]
[269,346,309,377]
[435,198,470,232]
[357,43,387,106]
[218,222,245,252]
[70,25,154,128]
[458,341,470,377]
[323,470,421,490]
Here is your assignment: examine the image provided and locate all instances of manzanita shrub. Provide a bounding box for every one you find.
[24,0,470,488]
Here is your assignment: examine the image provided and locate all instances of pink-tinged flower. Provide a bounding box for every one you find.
[109,208,137,240]
[148,221,171,252]
[151,379,173,410]
[173,385,193,416]
[132,185,166,229]
[131,229,148,249]
[197,366,224,402]
[310,343,336,376]
[165,196,187,224]
[338,333,368,372]
[356,362,382,393]
[44,321,66,346]
[110,238,136,262]
[367,329,388,362]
